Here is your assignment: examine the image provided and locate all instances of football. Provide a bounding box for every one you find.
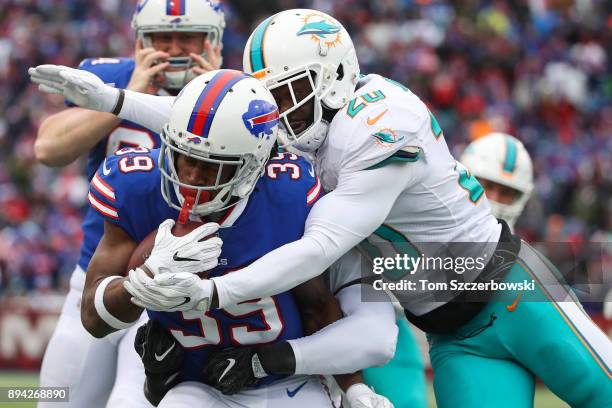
[126,220,213,278]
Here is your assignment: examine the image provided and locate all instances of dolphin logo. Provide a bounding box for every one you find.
[297,20,341,38]
[373,129,404,146]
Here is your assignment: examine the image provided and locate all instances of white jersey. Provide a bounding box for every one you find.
[318,74,500,243]
[316,75,500,313]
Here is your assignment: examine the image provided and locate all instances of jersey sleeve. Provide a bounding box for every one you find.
[65,57,135,107]
[87,148,158,240]
[334,82,431,174]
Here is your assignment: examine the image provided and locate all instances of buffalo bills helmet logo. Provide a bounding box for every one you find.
[187,136,202,144]
[242,100,279,138]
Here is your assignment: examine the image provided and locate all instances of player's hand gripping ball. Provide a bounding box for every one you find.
[124,219,221,312]
[126,219,221,278]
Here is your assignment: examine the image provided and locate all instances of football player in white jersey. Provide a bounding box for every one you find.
[29,8,612,408]
[460,132,534,230]
[33,1,223,407]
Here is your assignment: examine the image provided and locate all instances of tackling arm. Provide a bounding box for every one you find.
[116,90,174,135]
[81,221,142,338]
[212,162,412,308]
[29,64,174,136]
[289,284,397,375]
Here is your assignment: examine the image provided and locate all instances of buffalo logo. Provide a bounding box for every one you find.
[297,12,342,48]
[242,100,279,138]
[187,136,202,144]
[373,128,404,148]
[169,17,182,24]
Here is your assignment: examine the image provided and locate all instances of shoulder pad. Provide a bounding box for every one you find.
[77,57,135,87]
[88,147,159,222]
[261,152,322,207]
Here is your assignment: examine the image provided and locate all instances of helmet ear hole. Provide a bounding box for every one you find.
[336,63,344,81]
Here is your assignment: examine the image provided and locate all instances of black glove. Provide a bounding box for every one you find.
[134,320,184,406]
[203,346,264,395]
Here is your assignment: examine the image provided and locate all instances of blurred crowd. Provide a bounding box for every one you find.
[0,0,610,298]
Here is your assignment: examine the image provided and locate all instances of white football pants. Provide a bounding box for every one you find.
[38,267,152,408]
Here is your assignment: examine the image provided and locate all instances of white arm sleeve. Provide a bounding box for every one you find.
[288,284,397,375]
[118,91,175,134]
[212,162,414,308]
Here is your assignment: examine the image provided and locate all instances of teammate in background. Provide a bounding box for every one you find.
[460,133,534,230]
[34,1,224,407]
[29,8,612,408]
[83,70,395,408]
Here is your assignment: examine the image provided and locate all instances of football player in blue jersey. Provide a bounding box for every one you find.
[34,1,224,407]
[32,8,612,408]
[81,70,396,408]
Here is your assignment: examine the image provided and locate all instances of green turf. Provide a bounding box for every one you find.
[0,373,38,408]
[0,372,569,407]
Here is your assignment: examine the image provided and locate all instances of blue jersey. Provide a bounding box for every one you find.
[74,57,161,271]
[88,147,323,385]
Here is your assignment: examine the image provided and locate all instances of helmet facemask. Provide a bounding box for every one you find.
[261,63,336,152]
[159,124,263,221]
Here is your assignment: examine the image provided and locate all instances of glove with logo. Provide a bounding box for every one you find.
[144,219,222,276]
[28,65,121,112]
[134,320,184,406]
[203,346,264,395]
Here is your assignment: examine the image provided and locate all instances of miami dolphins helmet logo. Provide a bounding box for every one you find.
[296,12,342,48]
[373,128,404,148]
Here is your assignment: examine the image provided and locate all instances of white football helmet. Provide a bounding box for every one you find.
[460,133,534,229]
[242,9,360,151]
[132,0,225,89]
[159,69,279,218]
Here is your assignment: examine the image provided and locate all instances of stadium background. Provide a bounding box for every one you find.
[0,0,610,407]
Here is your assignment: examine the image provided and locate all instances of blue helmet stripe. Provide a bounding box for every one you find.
[503,137,517,173]
[249,16,274,72]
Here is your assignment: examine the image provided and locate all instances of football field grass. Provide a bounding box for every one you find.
[0,372,569,407]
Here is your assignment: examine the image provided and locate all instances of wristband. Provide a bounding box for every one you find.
[111,89,125,115]
[94,275,137,330]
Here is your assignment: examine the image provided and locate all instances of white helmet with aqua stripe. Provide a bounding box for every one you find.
[460,133,534,229]
[159,69,279,219]
[242,9,359,151]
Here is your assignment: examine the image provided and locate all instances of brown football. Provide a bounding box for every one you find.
[126,220,213,278]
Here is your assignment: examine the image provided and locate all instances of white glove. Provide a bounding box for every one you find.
[123,268,214,312]
[28,64,120,112]
[346,384,394,408]
[144,219,222,276]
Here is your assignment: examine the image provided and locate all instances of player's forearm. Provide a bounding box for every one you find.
[212,236,337,309]
[82,276,143,338]
[35,108,121,166]
[287,285,397,375]
[212,164,409,308]
[117,91,174,134]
